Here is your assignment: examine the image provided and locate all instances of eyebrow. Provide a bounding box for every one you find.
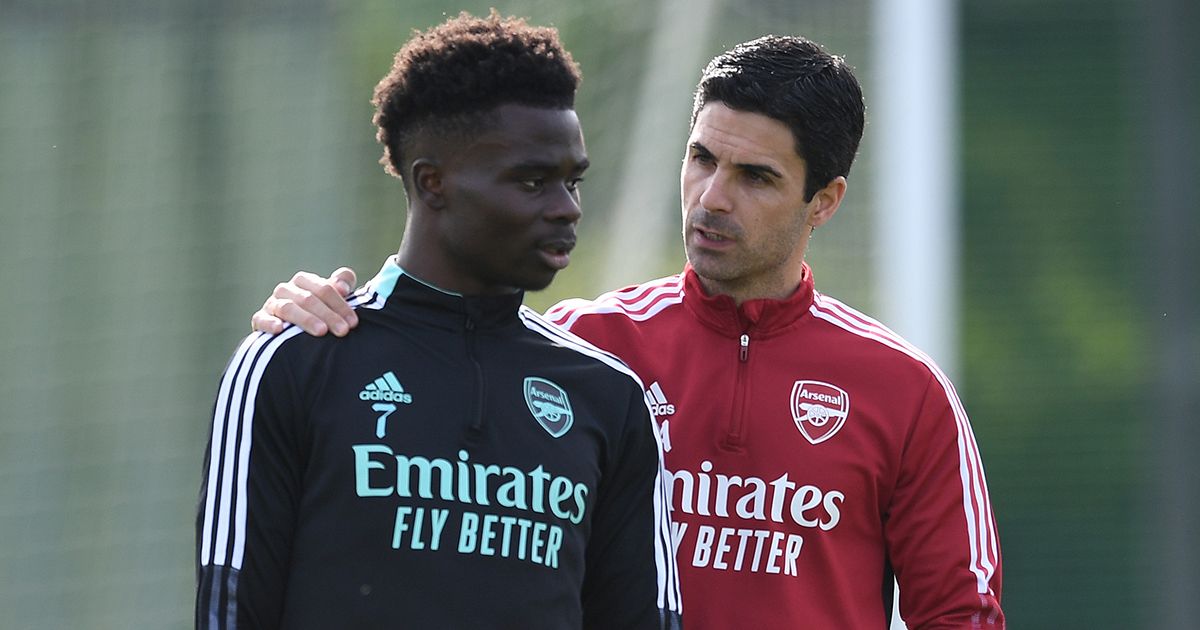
[508,158,591,174]
[691,141,783,180]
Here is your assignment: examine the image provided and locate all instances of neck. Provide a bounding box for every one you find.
[394,240,462,295]
[394,240,432,285]
[395,240,521,298]
[696,274,803,305]
[693,255,808,305]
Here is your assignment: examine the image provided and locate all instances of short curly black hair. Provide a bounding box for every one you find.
[692,36,865,200]
[372,10,582,182]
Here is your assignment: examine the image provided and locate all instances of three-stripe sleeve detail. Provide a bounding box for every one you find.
[544,275,685,330]
[809,293,999,595]
[198,327,304,627]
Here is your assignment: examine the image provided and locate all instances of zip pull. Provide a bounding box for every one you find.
[739,333,749,362]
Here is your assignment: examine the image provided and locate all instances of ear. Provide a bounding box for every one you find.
[411,158,445,210]
[805,176,847,228]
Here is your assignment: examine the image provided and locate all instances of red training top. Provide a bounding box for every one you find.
[545,264,1003,630]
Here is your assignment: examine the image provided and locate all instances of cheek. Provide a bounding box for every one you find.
[755,202,807,242]
[465,195,527,230]
[680,166,706,200]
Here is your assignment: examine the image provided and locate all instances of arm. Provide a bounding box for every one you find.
[251,267,359,337]
[886,373,1004,629]
[581,389,682,630]
[196,331,306,629]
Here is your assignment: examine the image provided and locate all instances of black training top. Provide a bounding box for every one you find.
[197,258,682,629]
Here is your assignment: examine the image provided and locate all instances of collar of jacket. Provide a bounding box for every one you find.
[681,262,816,338]
[373,259,526,332]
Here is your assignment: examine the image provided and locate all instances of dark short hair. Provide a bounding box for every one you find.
[692,35,865,200]
[372,10,582,182]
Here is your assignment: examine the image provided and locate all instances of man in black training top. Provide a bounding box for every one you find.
[195,12,682,629]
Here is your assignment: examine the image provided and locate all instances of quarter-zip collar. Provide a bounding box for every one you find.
[364,257,525,331]
[681,262,816,338]
[361,257,525,438]
[679,264,816,451]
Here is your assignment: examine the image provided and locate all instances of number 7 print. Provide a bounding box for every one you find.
[372,403,397,438]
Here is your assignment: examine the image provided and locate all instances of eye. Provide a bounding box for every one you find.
[692,152,716,167]
[742,169,776,187]
[566,177,585,192]
[518,178,545,192]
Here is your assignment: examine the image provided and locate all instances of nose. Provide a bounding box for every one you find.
[545,183,582,223]
[697,170,731,214]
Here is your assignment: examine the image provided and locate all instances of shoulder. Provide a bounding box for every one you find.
[806,290,947,384]
[220,324,347,391]
[518,306,648,391]
[222,328,307,373]
[542,273,685,332]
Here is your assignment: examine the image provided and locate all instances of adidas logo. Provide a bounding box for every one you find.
[359,371,413,404]
[646,382,675,417]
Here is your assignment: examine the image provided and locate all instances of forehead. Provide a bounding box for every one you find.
[460,104,587,166]
[688,102,805,175]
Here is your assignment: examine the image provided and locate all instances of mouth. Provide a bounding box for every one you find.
[538,237,576,270]
[692,225,735,246]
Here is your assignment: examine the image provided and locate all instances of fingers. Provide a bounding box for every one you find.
[250,270,359,337]
[330,267,358,297]
[307,268,359,332]
[250,308,287,335]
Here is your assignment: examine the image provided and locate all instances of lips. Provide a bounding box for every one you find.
[692,223,737,246]
[695,226,730,242]
[538,236,576,270]
[540,236,576,255]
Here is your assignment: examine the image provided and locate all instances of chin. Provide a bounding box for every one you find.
[517,273,558,293]
[686,253,724,278]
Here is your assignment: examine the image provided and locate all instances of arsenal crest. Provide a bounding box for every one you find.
[524,377,574,438]
[790,380,850,444]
